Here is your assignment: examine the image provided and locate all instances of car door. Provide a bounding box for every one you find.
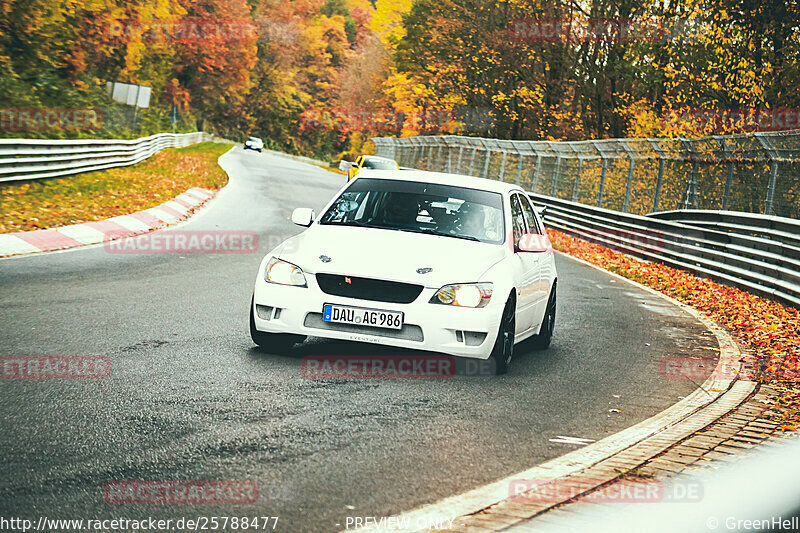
[509,193,539,334]
[518,192,550,329]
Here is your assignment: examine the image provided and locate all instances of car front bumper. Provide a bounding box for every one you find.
[252,274,502,359]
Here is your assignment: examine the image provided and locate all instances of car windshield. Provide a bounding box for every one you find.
[248,137,261,142]
[362,159,396,170]
[319,178,505,244]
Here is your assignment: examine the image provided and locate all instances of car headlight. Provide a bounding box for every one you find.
[430,283,492,308]
[265,257,307,286]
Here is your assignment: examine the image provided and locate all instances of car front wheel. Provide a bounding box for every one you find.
[488,296,515,375]
[532,283,556,350]
[249,296,304,353]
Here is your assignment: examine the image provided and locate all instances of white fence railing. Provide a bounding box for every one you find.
[0,132,209,183]
[373,130,800,219]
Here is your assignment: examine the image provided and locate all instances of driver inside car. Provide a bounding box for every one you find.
[382,193,420,227]
[452,202,487,240]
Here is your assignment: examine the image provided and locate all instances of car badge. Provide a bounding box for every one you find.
[345,276,352,284]
[319,255,331,263]
[416,267,433,274]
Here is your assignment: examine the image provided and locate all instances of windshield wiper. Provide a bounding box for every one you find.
[415,229,481,242]
[322,220,394,230]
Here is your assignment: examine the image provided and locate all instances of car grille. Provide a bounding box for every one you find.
[315,274,424,304]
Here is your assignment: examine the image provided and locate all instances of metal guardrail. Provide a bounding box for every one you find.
[0,132,208,183]
[529,193,800,308]
[373,130,800,218]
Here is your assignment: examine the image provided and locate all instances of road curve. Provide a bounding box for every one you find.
[0,148,717,531]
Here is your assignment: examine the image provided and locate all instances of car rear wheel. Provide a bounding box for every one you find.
[489,297,515,375]
[249,296,304,353]
[532,283,556,350]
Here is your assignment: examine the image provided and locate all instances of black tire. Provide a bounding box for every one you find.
[532,283,556,350]
[488,297,516,375]
[249,297,304,353]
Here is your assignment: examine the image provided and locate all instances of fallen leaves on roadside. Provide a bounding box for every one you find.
[549,229,800,429]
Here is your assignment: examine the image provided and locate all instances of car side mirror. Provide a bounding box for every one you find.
[514,233,551,253]
[291,207,315,227]
[338,160,355,171]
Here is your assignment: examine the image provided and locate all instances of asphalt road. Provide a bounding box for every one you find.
[0,147,717,532]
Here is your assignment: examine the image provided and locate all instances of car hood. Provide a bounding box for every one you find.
[276,225,506,288]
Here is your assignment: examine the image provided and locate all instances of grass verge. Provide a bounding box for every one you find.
[0,142,232,233]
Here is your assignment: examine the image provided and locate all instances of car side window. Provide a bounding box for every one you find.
[510,194,526,246]
[518,193,542,235]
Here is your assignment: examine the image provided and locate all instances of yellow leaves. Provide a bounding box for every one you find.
[368,0,412,47]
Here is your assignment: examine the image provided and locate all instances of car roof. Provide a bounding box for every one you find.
[352,169,522,194]
[361,155,396,163]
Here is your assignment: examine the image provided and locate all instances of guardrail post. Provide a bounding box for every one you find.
[499,151,508,181]
[468,146,478,176]
[755,133,780,215]
[648,140,666,212]
[425,144,433,169]
[722,161,734,210]
[620,140,636,213]
[456,146,464,174]
[765,161,779,215]
[571,158,583,202]
[683,162,699,209]
[532,154,542,193]
[482,147,492,178]
[597,157,608,207]
[679,140,699,209]
[437,140,445,171]
[551,156,562,196]
[515,152,523,185]
[446,143,452,173]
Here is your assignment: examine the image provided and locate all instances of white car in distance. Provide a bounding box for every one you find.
[244,136,264,152]
[249,170,557,374]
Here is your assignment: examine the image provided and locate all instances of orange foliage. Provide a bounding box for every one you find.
[550,229,800,430]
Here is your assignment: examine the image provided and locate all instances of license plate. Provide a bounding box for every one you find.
[323,304,404,330]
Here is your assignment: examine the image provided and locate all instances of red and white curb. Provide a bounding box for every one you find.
[0,188,215,258]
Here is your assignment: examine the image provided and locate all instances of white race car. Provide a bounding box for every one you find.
[250,170,557,374]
